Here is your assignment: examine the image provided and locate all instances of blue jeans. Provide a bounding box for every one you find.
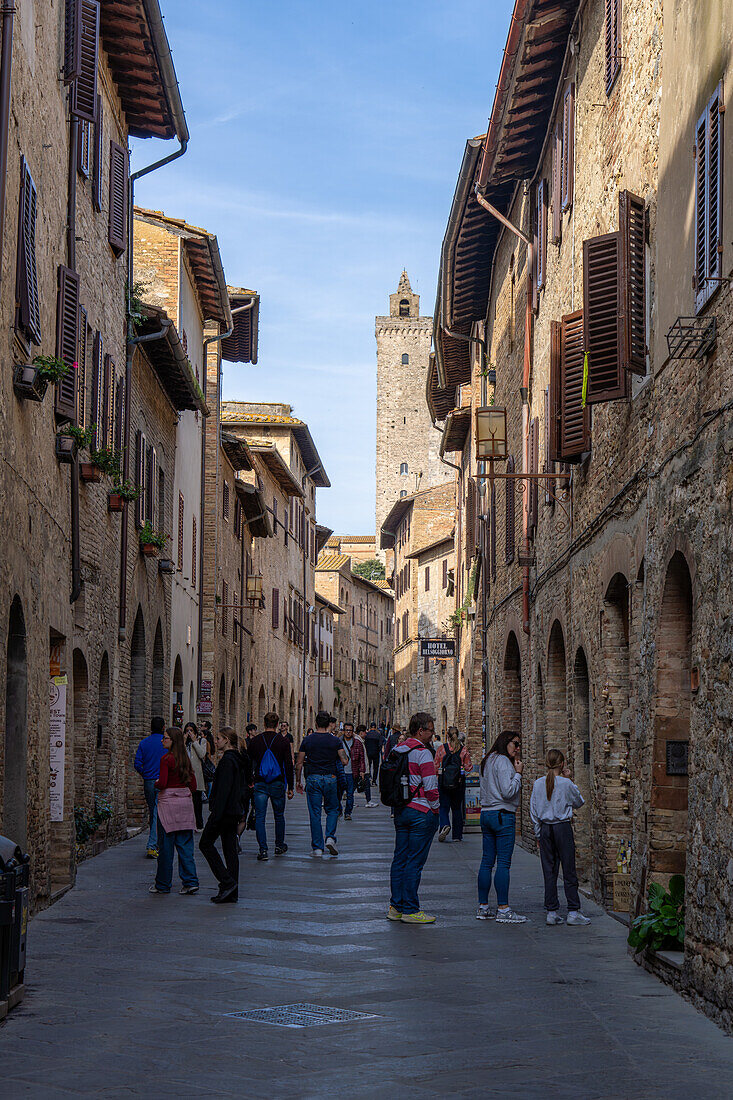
[143,780,158,850]
[305,774,339,850]
[439,784,464,839]
[478,810,516,906]
[253,779,286,852]
[155,819,198,892]
[390,807,439,914]
[344,774,356,815]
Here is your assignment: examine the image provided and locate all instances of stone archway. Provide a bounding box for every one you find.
[278,686,285,725]
[650,552,693,883]
[229,681,236,727]
[288,690,296,732]
[172,654,184,723]
[502,633,522,734]
[258,685,266,729]
[546,621,568,757]
[535,664,546,764]
[4,597,28,847]
[218,674,227,730]
[96,653,110,798]
[152,621,165,722]
[573,647,594,882]
[72,648,89,811]
[128,608,146,824]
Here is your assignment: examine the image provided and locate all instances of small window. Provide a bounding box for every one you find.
[401,353,409,365]
[399,462,408,475]
[399,298,410,317]
[605,0,622,94]
[425,567,430,592]
[400,490,407,499]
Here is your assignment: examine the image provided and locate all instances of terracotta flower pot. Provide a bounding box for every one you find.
[140,542,159,557]
[108,493,125,512]
[80,462,103,483]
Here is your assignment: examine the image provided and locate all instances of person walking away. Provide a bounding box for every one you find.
[199,727,245,903]
[249,712,294,860]
[134,716,168,859]
[184,722,207,831]
[296,712,348,855]
[382,724,403,762]
[477,731,526,923]
[385,713,440,923]
[149,727,199,895]
[340,723,366,820]
[201,729,216,799]
[364,723,382,784]
[237,725,257,849]
[436,728,472,842]
[355,726,379,807]
[530,750,590,926]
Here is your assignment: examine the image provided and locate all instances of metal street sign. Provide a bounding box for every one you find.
[419,639,456,659]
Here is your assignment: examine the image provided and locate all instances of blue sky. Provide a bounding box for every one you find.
[133,0,513,534]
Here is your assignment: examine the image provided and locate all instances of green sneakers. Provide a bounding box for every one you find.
[400,910,436,924]
[387,905,402,921]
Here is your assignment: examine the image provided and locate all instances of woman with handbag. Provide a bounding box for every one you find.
[184,722,207,830]
[149,727,199,895]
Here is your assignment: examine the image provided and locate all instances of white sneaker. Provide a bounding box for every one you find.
[438,825,451,842]
[476,904,494,920]
[325,837,338,855]
[495,908,528,924]
[366,801,378,808]
[546,911,564,925]
[312,848,323,857]
[567,911,591,925]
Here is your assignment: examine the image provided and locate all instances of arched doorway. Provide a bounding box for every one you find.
[188,682,195,725]
[229,681,236,726]
[72,648,89,811]
[650,552,693,882]
[96,653,110,798]
[573,647,593,882]
[503,632,523,835]
[258,685,266,728]
[172,654,183,725]
[288,690,295,732]
[278,686,285,725]
[546,621,568,756]
[218,674,226,730]
[128,608,146,823]
[535,665,546,763]
[4,597,28,847]
[152,621,165,721]
[441,705,448,736]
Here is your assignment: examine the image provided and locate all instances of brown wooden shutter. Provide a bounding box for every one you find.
[551,125,562,243]
[694,84,723,313]
[505,455,515,563]
[605,0,622,94]
[619,190,646,374]
[425,567,430,592]
[490,484,497,582]
[442,558,448,588]
[65,0,83,83]
[108,141,128,255]
[78,307,87,428]
[272,588,280,630]
[583,233,627,404]
[549,321,562,462]
[71,0,99,123]
[191,516,197,587]
[114,375,124,454]
[104,355,115,447]
[16,158,42,345]
[536,180,547,291]
[223,481,230,521]
[92,97,103,212]
[54,265,79,421]
[543,386,554,505]
[134,430,144,528]
[561,84,575,213]
[90,331,102,445]
[77,119,90,177]
[100,352,111,447]
[560,310,591,462]
[465,477,476,562]
[222,581,228,636]
[529,418,539,537]
[178,493,184,569]
[157,465,165,534]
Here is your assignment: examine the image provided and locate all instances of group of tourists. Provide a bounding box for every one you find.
[133,707,591,926]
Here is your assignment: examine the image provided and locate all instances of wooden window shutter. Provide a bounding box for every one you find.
[425,567,430,592]
[157,465,165,534]
[145,444,154,525]
[151,448,160,528]
[619,190,646,374]
[561,84,575,213]
[90,331,102,445]
[78,307,87,428]
[223,481,230,521]
[560,310,591,462]
[549,321,563,462]
[272,588,280,630]
[105,355,116,447]
[92,97,103,212]
[191,516,197,588]
[490,485,497,582]
[465,477,476,561]
[64,0,83,83]
[694,84,723,313]
[77,119,90,178]
[134,430,144,528]
[605,0,622,95]
[100,352,111,447]
[529,418,539,537]
[114,375,124,454]
[108,141,128,255]
[16,158,42,345]
[443,558,448,589]
[536,180,548,291]
[505,455,515,564]
[583,233,627,403]
[178,493,185,569]
[222,581,228,636]
[543,386,554,506]
[551,125,562,243]
[71,0,99,123]
[54,265,79,421]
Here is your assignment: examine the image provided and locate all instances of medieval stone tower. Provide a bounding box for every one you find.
[375,271,452,546]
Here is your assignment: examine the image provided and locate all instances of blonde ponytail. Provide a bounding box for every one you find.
[545,749,565,800]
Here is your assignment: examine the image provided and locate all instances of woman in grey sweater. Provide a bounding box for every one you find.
[476,731,526,923]
[530,749,590,926]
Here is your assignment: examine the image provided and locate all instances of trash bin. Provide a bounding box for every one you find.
[0,835,30,1014]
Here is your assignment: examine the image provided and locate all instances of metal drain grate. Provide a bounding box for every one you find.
[224,1003,380,1028]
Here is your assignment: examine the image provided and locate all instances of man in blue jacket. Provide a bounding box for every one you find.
[134,716,167,858]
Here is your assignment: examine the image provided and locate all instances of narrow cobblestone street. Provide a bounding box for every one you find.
[3,797,733,1099]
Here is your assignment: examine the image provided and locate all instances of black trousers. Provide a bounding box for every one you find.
[538,821,580,912]
[200,815,239,891]
[192,790,204,830]
[366,750,380,784]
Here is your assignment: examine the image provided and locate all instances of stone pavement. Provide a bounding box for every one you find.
[2,795,733,1099]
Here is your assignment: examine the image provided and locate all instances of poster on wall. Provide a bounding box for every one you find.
[49,678,67,822]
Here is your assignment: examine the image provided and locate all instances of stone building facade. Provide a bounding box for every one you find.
[0,2,188,908]
[315,556,394,728]
[379,485,455,733]
[314,593,339,718]
[375,272,452,549]
[324,534,378,567]
[428,0,733,1032]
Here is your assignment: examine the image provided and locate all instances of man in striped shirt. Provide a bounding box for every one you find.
[388,712,440,924]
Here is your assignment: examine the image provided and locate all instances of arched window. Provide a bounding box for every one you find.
[401,353,409,365]
[400,490,407,498]
[399,299,410,317]
[400,462,408,475]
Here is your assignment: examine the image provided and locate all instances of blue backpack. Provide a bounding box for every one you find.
[259,736,283,783]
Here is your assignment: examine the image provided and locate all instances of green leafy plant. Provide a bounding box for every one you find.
[353,558,386,581]
[445,560,478,631]
[33,354,74,383]
[111,478,141,501]
[91,445,121,479]
[138,521,168,550]
[628,875,685,952]
[127,280,149,330]
[74,796,112,845]
[61,423,93,450]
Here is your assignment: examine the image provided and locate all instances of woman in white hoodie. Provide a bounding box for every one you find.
[476,731,526,924]
[530,749,590,926]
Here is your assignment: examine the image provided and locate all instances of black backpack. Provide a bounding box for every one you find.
[379,748,413,808]
[441,749,462,790]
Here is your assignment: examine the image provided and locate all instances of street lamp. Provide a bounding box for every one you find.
[246,574,263,605]
[475,406,508,461]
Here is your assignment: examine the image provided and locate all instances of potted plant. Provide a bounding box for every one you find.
[55,422,88,464]
[90,444,121,481]
[14,354,74,403]
[108,479,141,513]
[628,875,685,955]
[139,521,168,558]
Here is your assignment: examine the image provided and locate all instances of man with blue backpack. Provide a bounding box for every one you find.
[248,712,294,861]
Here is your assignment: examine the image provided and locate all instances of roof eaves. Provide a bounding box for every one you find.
[221,432,254,472]
[440,407,471,457]
[234,480,273,539]
[135,306,208,415]
[405,534,455,560]
[222,287,260,365]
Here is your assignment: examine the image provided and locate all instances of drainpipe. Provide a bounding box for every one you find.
[66,99,82,603]
[0,4,14,271]
[474,184,534,636]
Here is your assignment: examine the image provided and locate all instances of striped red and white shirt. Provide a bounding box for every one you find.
[395,738,439,814]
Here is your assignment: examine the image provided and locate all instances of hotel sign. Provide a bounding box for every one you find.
[419,639,456,659]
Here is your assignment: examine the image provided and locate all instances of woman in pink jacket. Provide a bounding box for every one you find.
[149,727,199,896]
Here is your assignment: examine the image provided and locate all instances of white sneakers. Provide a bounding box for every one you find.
[546,911,564,925]
[476,904,494,920]
[365,801,378,808]
[438,825,451,842]
[312,849,323,857]
[495,908,528,923]
[325,837,338,855]
[567,911,591,925]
